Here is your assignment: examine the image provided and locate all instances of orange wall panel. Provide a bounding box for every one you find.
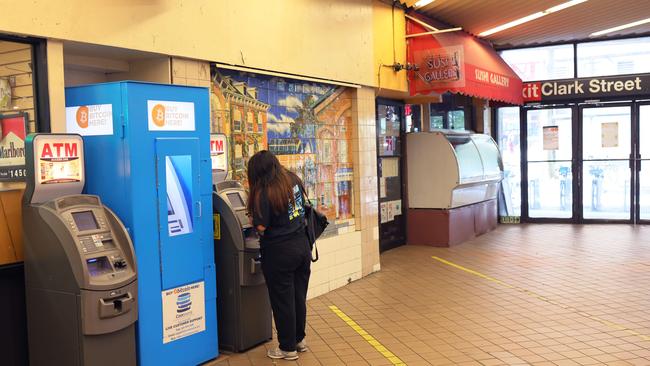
[0,190,24,265]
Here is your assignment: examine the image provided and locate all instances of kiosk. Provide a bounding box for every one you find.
[406,131,503,246]
[211,134,272,352]
[23,134,138,366]
[65,82,218,365]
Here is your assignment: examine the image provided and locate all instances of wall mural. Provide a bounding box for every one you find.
[211,69,354,224]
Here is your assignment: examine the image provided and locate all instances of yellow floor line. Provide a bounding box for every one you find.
[328,305,407,366]
[431,256,650,343]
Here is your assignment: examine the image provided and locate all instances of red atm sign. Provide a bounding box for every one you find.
[210,138,224,154]
[523,74,650,103]
[35,137,83,184]
[40,142,79,160]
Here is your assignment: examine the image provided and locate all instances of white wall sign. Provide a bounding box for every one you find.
[162,281,206,344]
[65,104,114,136]
[210,134,228,172]
[601,122,619,148]
[543,125,559,150]
[148,100,196,131]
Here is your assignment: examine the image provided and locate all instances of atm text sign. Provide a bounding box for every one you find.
[210,139,224,154]
[523,74,650,103]
[35,136,83,185]
[40,142,79,160]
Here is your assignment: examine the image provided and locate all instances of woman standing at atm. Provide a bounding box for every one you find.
[247,150,311,361]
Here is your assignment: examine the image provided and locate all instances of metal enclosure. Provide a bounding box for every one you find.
[407,131,503,209]
[213,180,272,352]
[65,82,217,365]
[23,134,138,366]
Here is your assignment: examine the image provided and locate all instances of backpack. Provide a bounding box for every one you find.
[298,183,328,262]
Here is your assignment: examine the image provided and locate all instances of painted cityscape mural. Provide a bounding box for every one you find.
[211,69,354,223]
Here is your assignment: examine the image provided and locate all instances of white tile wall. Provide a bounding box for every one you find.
[306,231,362,300]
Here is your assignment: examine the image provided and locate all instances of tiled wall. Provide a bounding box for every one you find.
[211,69,355,228]
[352,87,381,276]
[171,58,211,88]
[309,86,381,300]
[308,230,362,299]
[171,60,381,298]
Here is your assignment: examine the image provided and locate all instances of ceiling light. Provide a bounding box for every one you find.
[590,17,650,37]
[479,0,588,37]
[414,0,435,8]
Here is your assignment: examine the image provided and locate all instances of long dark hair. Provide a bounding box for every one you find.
[247,150,295,217]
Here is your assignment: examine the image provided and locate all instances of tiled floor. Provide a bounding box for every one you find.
[207,224,650,366]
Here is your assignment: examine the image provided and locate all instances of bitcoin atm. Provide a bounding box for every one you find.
[211,134,272,352]
[65,82,218,366]
[23,134,138,366]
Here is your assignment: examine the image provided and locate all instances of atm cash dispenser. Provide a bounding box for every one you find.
[213,180,272,352]
[22,134,137,366]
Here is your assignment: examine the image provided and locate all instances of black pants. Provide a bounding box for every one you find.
[260,234,311,352]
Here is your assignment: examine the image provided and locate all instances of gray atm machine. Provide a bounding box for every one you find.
[213,180,272,352]
[22,134,138,366]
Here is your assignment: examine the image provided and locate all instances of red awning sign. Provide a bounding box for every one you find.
[407,18,523,105]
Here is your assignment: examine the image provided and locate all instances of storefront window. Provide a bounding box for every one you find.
[1,39,38,187]
[447,110,465,130]
[577,37,650,77]
[501,44,574,81]
[430,114,444,130]
[0,37,46,268]
[405,104,421,133]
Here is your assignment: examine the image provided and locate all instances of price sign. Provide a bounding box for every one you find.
[0,112,28,182]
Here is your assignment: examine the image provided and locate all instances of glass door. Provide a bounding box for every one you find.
[636,104,650,221]
[525,107,574,219]
[376,101,405,252]
[497,107,522,219]
[580,105,632,221]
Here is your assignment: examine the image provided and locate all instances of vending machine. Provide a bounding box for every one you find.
[23,134,138,366]
[65,82,218,366]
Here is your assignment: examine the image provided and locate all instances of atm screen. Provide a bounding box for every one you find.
[72,211,99,231]
[227,192,245,208]
[86,257,112,276]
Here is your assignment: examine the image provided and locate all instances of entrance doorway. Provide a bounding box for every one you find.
[525,107,574,220]
[376,100,406,252]
[500,101,650,223]
[580,105,632,221]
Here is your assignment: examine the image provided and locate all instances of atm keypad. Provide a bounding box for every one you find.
[79,234,114,253]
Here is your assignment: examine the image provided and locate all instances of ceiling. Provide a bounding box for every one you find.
[403,0,650,49]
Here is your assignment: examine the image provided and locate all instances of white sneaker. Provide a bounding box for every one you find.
[296,340,308,352]
[267,347,299,360]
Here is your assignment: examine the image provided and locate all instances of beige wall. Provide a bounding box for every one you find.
[0,0,375,86]
[373,1,409,95]
[47,40,66,132]
[2,1,386,285]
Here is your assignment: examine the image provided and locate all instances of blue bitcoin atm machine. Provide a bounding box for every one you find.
[65,82,217,366]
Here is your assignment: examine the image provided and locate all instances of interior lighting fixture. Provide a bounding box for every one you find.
[414,0,435,8]
[478,0,588,37]
[590,17,650,37]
